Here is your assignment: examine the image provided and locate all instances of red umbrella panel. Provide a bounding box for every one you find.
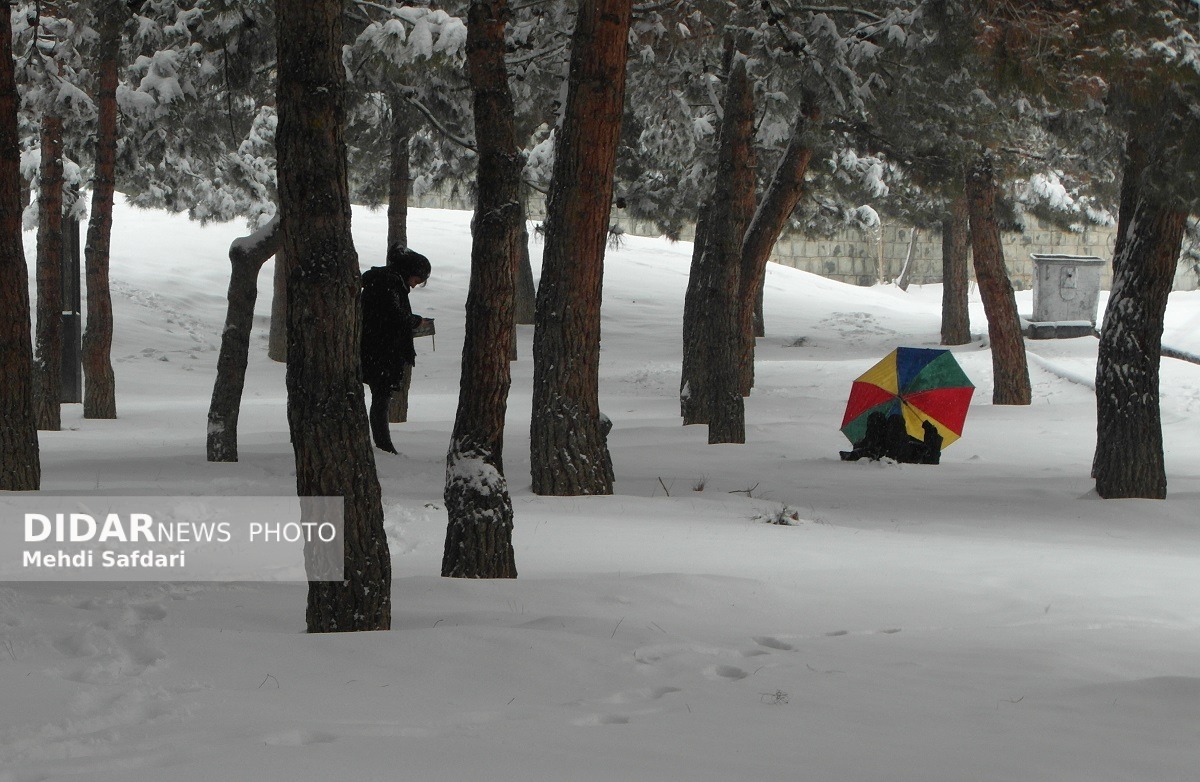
[840,347,975,448]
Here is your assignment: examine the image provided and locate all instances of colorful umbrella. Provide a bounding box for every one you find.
[840,347,975,448]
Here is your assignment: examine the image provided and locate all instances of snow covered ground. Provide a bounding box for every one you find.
[4,201,1200,781]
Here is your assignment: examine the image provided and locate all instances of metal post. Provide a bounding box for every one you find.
[61,215,82,403]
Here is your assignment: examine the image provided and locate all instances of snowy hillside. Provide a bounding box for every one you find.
[3,201,1200,782]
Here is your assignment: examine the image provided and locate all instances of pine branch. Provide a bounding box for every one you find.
[399,90,477,152]
[351,0,405,16]
[506,40,568,67]
[779,3,885,22]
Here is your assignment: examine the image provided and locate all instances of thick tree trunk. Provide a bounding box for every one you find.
[34,113,64,431]
[1093,139,1183,500]
[964,152,1030,405]
[530,0,630,495]
[693,54,754,444]
[267,245,287,362]
[82,4,123,420]
[207,216,282,462]
[443,0,520,579]
[940,191,971,345]
[738,105,817,395]
[276,0,390,632]
[0,1,40,490]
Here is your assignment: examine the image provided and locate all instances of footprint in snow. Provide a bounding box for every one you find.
[753,636,796,651]
[599,686,681,705]
[707,664,749,681]
[573,713,630,727]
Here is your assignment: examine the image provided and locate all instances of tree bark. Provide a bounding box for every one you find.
[386,363,411,423]
[82,3,124,420]
[386,92,412,250]
[443,0,520,579]
[530,0,631,495]
[267,245,287,362]
[738,104,817,395]
[0,0,40,490]
[680,200,712,424]
[207,215,282,462]
[1093,137,1182,500]
[692,54,754,444]
[965,152,1030,405]
[34,113,64,431]
[940,191,971,345]
[383,98,416,421]
[513,205,536,325]
[276,0,391,632]
[895,227,919,291]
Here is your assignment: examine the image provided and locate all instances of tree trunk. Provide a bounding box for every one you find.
[386,364,411,423]
[386,92,412,250]
[443,0,520,579]
[1093,137,1183,500]
[267,245,287,362]
[895,227,919,291]
[738,104,817,395]
[82,3,123,420]
[0,0,40,490]
[34,113,64,431]
[964,152,1030,405]
[384,98,415,421]
[693,54,754,444]
[753,286,764,339]
[207,216,282,462]
[940,191,971,345]
[276,0,390,632]
[513,203,536,325]
[529,0,630,496]
[680,201,712,424]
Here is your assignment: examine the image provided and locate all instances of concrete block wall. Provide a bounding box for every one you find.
[765,219,1125,291]
[410,185,1198,292]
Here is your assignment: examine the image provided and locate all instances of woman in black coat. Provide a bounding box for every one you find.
[361,245,431,453]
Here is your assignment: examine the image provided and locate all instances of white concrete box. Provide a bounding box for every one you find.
[1030,254,1105,326]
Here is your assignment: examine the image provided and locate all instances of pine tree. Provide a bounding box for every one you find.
[1,0,41,490]
[704,52,753,442]
[960,0,1200,497]
[529,0,632,496]
[442,0,520,579]
[206,216,281,462]
[738,100,820,392]
[20,2,83,432]
[1088,12,1200,498]
[119,0,279,225]
[680,48,753,441]
[33,100,65,431]
[940,189,971,345]
[276,0,390,632]
[82,0,137,420]
[1093,131,1184,499]
[966,151,1030,405]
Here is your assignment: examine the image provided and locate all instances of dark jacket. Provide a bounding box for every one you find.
[361,265,421,389]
